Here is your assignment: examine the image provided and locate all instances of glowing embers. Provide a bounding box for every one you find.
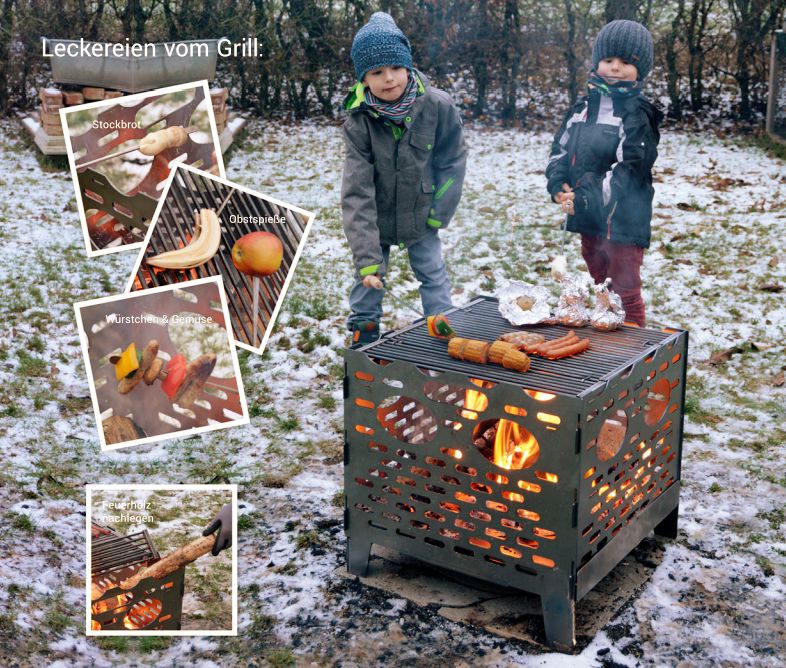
[376,395,437,444]
[123,597,163,629]
[595,408,629,462]
[644,377,671,426]
[471,417,540,471]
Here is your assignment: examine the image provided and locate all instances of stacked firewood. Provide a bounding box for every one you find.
[37,86,124,135]
[211,87,229,131]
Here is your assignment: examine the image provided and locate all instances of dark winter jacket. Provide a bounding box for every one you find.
[546,89,663,248]
[341,71,467,278]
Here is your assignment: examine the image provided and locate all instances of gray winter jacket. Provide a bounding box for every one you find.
[341,71,467,278]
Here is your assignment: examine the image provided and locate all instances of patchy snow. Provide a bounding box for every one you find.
[1,114,785,666]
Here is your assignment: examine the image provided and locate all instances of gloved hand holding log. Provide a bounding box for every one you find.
[119,535,215,590]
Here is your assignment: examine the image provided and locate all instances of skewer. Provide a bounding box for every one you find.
[210,189,260,347]
[252,277,260,347]
[216,189,235,216]
[75,126,200,169]
[109,353,240,394]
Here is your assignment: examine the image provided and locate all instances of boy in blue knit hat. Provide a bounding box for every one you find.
[546,19,663,327]
[342,11,467,345]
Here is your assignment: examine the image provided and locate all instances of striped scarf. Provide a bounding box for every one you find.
[364,70,419,123]
[588,70,642,99]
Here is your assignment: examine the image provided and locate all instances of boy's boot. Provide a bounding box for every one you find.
[350,321,380,347]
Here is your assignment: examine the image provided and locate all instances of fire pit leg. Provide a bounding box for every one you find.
[540,574,576,651]
[346,537,372,577]
[653,504,679,539]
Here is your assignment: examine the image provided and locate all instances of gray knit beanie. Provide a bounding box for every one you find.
[351,12,413,82]
[592,20,654,80]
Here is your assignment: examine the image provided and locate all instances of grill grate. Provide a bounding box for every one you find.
[92,531,158,576]
[132,166,308,348]
[363,297,674,395]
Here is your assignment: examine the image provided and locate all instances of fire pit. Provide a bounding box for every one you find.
[130,165,311,350]
[91,529,185,631]
[343,296,687,649]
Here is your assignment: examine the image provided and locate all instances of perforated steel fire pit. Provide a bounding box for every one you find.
[344,296,688,649]
[91,530,185,631]
[130,167,308,348]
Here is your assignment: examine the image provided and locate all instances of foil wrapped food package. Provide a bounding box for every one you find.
[498,281,554,325]
[554,275,590,327]
[591,278,626,331]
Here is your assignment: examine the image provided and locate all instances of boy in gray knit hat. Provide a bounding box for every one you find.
[546,19,663,327]
[342,12,467,345]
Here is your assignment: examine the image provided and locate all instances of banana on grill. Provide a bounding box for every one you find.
[146,209,222,269]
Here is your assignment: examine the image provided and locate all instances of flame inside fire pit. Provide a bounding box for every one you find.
[465,386,540,470]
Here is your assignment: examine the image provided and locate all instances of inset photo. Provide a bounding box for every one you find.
[86,484,237,636]
[61,81,225,257]
[126,163,314,354]
[74,276,248,451]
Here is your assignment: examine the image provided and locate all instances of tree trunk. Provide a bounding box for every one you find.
[0,0,15,113]
[563,0,580,105]
[666,0,685,119]
[605,0,642,22]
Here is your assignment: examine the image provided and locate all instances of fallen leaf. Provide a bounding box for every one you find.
[707,347,743,365]
[773,371,785,387]
[757,283,783,293]
[677,202,700,211]
[674,258,693,265]
[479,206,496,214]
[706,341,761,365]
[768,256,779,267]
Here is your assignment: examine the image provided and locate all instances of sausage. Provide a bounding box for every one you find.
[544,338,590,359]
[144,357,164,385]
[530,331,578,356]
[138,126,188,156]
[117,340,158,392]
[498,331,545,350]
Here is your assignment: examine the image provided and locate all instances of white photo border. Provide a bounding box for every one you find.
[73,275,249,451]
[60,80,226,258]
[85,483,238,637]
[124,162,316,356]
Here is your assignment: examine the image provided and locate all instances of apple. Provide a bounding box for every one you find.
[231,231,284,277]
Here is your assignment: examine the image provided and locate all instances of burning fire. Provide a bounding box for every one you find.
[465,388,539,470]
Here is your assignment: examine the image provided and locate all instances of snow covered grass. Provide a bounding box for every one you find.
[0,116,784,666]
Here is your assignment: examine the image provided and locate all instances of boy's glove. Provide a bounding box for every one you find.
[202,503,233,556]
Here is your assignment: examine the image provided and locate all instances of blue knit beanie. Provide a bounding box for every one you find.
[351,12,413,82]
[592,20,654,80]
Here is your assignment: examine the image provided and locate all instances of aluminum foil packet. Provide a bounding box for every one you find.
[591,278,626,331]
[554,274,590,327]
[498,281,554,325]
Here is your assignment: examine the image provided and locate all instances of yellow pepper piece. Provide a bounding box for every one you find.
[115,342,140,380]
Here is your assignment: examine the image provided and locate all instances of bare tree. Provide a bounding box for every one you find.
[665,0,685,119]
[0,0,15,112]
[561,0,597,105]
[727,0,786,119]
[684,0,715,111]
[604,0,652,23]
